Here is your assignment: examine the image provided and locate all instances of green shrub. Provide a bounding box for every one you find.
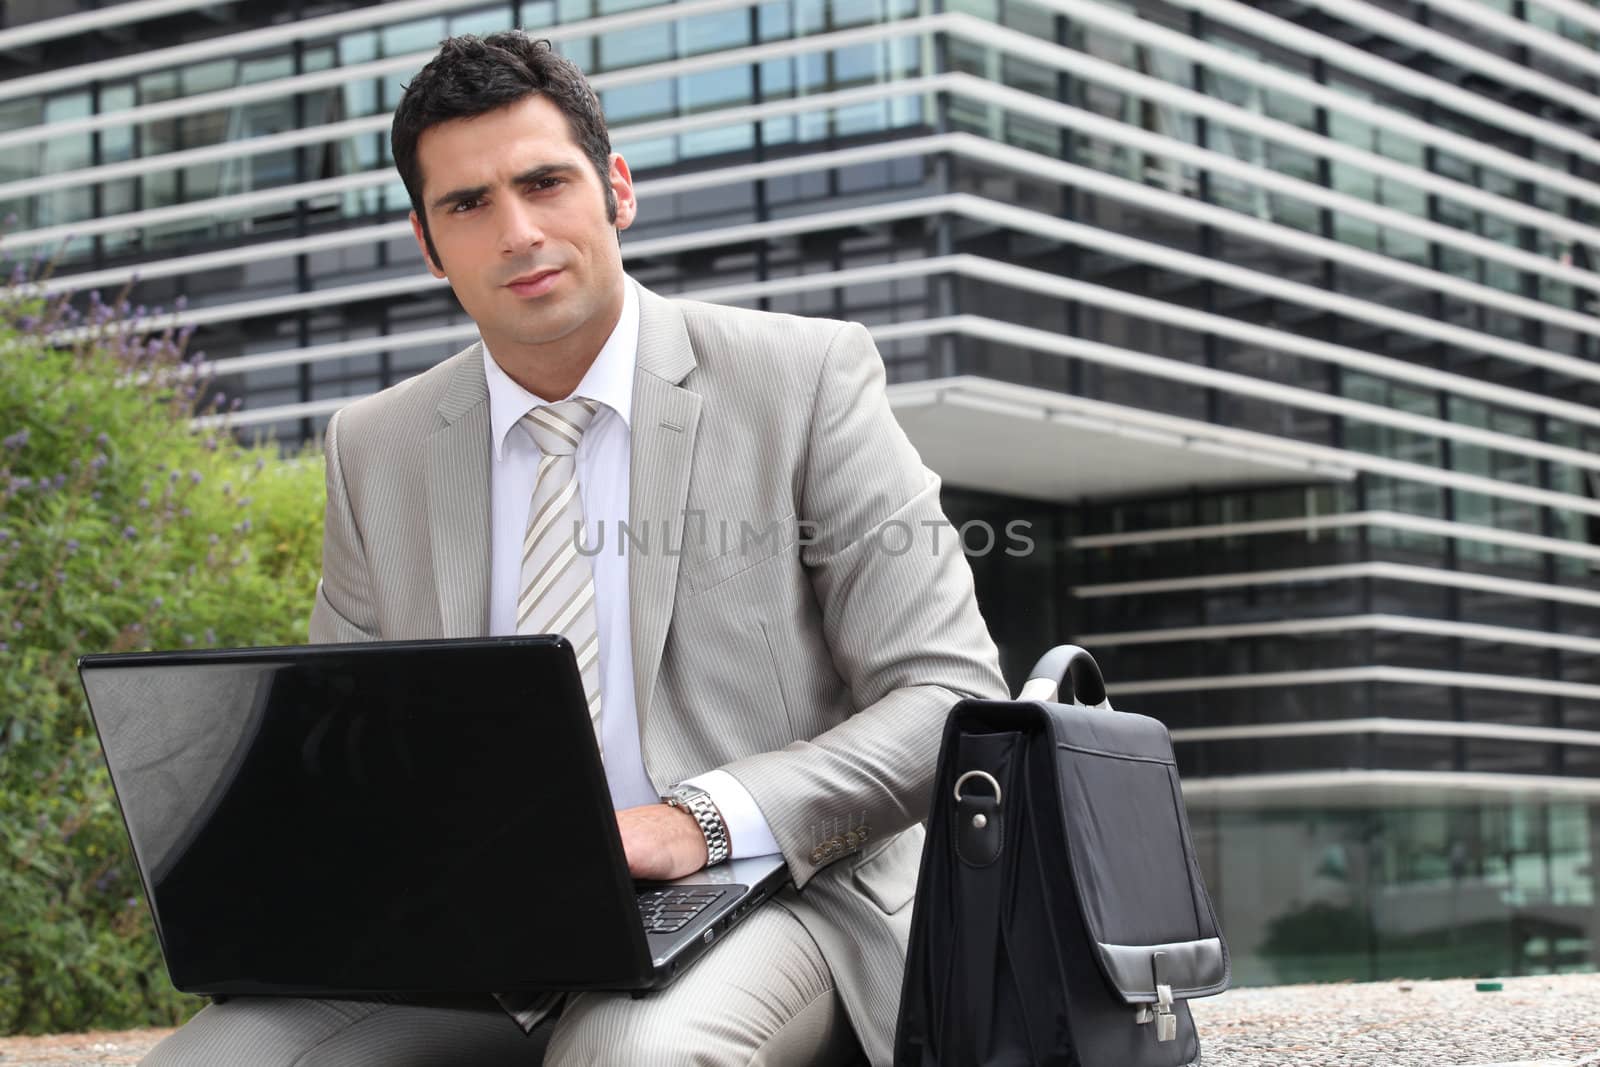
[0,279,326,1034]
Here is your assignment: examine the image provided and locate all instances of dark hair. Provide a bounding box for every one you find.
[391,32,616,268]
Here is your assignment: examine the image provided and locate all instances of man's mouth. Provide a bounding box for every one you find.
[506,269,562,295]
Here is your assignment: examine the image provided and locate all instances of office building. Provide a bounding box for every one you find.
[4,0,1598,984]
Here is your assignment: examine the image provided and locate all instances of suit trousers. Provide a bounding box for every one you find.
[140,903,856,1066]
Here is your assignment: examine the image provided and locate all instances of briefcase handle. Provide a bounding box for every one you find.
[1017,644,1111,709]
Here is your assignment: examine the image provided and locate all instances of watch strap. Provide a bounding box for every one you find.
[663,784,730,866]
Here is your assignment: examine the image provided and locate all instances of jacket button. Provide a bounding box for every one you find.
[845,830,860,850]
[810,847,825,863]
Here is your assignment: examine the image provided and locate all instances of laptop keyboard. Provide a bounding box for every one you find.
[636,887,728,935]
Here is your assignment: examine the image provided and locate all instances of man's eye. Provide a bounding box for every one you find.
[531,178,562,191]
[451,198,481,213]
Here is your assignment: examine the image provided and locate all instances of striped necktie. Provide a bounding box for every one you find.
[516,396,602,756]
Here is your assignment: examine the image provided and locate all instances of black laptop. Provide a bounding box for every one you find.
[77,636,787,997]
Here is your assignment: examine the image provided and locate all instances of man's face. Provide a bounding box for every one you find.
[409,94,636,357]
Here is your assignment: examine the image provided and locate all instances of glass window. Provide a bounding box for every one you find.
[381,17,446,56]
[602,24,674,69]
[450,8,511,36]
[682,12,751,56]
[605,80,674,124]
[521,0,557,28]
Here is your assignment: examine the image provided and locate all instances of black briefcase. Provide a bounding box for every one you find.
[894,645,1229,1067]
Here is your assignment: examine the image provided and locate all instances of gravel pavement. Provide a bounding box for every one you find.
[0,974,1595,1066]
[1191,974,1600,1066]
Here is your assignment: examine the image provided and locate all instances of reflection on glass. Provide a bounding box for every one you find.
[1198,802,1600,985]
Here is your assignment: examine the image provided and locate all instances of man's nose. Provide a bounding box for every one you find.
[499,199,546,254]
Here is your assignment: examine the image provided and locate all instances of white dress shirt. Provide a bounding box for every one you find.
[484,277,780,859]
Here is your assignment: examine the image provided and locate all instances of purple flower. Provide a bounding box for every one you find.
[90,454,107,470]
[150,596,163,609]
[208,533,219,545]
[65,539,78,553]
[2,429,27,449]
[182,634,195,646]
[52,474,65,489]
[0,642,8,654]
[110,578,121,590]
[189,470,202,484]
[17,315,35,331]
[11,621,20,631]
[137,497,149,509]
[205,628,217,644]
[96,432,109,447]
[122,525,136,539]
[9,476,31,491]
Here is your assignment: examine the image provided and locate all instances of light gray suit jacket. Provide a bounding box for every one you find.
[308,279,1008,1064]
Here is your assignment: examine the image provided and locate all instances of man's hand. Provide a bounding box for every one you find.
[616,803,709,880]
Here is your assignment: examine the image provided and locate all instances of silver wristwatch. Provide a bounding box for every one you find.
[662,784,730,866]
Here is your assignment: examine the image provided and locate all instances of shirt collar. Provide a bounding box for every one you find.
[484,275,638,461]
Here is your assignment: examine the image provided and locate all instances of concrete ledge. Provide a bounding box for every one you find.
[1,975,1596,1066]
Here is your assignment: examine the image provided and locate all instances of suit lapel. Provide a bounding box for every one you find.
[427,345,493,638]
[629,284,701,739]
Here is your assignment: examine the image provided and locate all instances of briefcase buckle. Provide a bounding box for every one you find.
[1134,982,1177,1042]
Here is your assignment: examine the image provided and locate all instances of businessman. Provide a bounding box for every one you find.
[144,30,1005,1067]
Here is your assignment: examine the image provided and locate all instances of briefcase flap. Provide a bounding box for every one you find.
[1043,699,1229,1003]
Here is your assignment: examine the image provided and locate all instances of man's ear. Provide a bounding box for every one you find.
[410,211,446,278]
[609,153,638,232]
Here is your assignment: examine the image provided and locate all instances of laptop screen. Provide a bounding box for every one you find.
[81,638,651,995]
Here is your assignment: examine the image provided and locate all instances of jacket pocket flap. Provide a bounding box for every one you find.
[686,513,797,595]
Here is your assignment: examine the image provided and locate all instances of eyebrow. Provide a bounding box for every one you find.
[429,163,583,212]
